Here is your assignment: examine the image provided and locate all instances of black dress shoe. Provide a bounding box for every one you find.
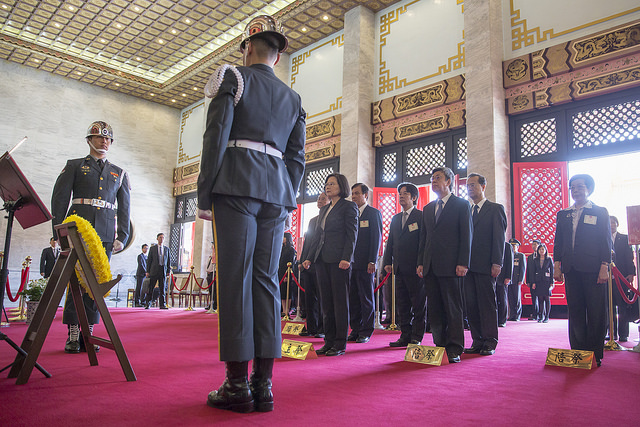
[159,306,168,310]
[356,336,370,343]
[314,333,325,338]
[326,348,345,356]
[498,323,506,327]
[410,339,421,345]
[144,303,150,309]
[480,348,495,356]
[389,339,409,347]
[65,339,81,353]
[463,346,482,354]
[316,344,332,355]
[347,334,358,342]
[448,355,461,363]
[299,330,310,337]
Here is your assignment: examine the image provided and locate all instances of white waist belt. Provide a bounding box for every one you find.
[228,139,282,158]
[72,198,116,210]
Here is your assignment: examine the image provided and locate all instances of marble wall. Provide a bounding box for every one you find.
[0,59,180,300]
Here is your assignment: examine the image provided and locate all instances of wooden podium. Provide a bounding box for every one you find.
[8,221,136,384]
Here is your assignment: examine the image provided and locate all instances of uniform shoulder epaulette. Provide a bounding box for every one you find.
[204,64,244,106]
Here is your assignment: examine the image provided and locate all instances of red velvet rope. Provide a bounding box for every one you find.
[279,269,305,292]
[193,276,213,290]
[611,265,640,304]
[171,273,190,291]
[374,271,391,293]
[5,266,29,302]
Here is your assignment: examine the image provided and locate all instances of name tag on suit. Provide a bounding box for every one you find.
[360,220,369,228]
[584,214,597,225]
[408,222,418,232]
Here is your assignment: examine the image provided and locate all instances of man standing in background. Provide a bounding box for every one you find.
[144,233,170,310]
[134,244,148,307]
[40,237,59,279]
[610,216,636,342]
[508,238,525,322]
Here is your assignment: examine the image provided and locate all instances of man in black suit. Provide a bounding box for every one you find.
[496,241,513,327]
[382,182,424,348]
[554,174,612,367]
[298,193,328,338]
[610,216,636,342]
[525,239,541,320]
[39,237,58,279]
[463,173,507,356]
[134,244,148,307]
[418,167,471,363]
[508,238,525,321]
[197,16,305,413]
[348,183,382,343]
[144,233,171,310]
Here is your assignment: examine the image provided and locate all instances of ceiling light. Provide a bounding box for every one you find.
[136,57,142,61]
[185,18,191,24]
[150,93,155,97]
[1,5,8,9]
[134,6,140,12]
[115,83,120,86]
[192,87,198,91]
[33,59,40,63]
[76,71,82,75]
[116,23,122,29]
[323,15,329,20]
[100,39,106,43]
[171,29,177,34]
[54,23,61,28]
[171,99,176,103]
[301,27,307,32]
[158,39,164,44]
[181,93,186,97]
[68,5,74,11]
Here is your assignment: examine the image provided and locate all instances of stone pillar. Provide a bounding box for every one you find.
[341,6,376,189]
[274,52,290,85]
[464,0,511,231]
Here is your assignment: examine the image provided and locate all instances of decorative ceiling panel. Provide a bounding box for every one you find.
[0,0,401,109]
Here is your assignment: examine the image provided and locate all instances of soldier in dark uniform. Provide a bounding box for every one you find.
[197,16,305,413]
[507,238,525,321]
[51,120,131,353]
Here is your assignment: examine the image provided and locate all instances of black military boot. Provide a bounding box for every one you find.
[250,358,274,412]
[207,361,254,413]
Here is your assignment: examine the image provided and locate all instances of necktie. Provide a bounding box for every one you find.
[159,246,163,262]
[402,211,409,228]
[97,159,104,171]
[473,204,479,220]
[435,199,444,223]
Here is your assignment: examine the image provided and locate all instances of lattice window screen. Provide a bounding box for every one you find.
[572,100,640,149]
[517,166,564,247]
[406,142,446,179]
[520,118,557,158]
[306,167,333,197]
[382,152,397,183]
[185,197,197,219]
[457,178,468,199]
[287,207,301,253]
[376,191,399,256]
[457,136,468,170]
[169,223,181,271]
[176,200,184,221]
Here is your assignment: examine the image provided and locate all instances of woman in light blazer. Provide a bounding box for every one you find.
[302,173,358,356]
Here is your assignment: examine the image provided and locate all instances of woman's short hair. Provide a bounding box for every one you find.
[569,174,595,195]
[325,173,350,199]
[283,232,293,247]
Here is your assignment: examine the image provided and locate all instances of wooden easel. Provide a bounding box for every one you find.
[8,221,136,384]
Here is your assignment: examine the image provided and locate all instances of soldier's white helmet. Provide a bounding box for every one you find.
[86,121,114,141]
[239,15,288,53]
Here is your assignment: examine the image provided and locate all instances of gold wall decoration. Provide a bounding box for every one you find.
[173,161,200,183]
[574,65,640,95]
[510,0,640,51]
[569,21,640,67]
[178,102,204,165]
[306,117,335,143]
[378,0,465,95]
[394,84,445,115]
[306,97,343,121]
[508,94,533,114]
[305,145,337,163]
[291,35,344,86]
[396,117,445,141]
[504,58,529,82]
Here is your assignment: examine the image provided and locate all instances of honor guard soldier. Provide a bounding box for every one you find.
[51,120,131,353]
[197,15,306,413]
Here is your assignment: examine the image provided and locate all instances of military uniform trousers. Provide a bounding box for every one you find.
[212,195,287,362]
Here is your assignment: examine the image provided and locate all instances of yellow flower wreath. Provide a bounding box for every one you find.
[63,215,112,299]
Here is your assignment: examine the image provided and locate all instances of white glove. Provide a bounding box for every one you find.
[198,208,213,221]
[113,240,124,253]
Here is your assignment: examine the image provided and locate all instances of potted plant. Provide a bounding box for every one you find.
[19,277,47,324]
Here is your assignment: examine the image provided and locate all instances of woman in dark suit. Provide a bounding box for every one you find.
[302,173,358,356]
[278,232,297,317]
[531,244,554,323]
[553,174,612,367]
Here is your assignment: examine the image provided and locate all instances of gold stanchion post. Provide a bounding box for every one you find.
[282,262,292,321]
[605,262,624,351]
[185,266,195,311]
[387,266,398,331]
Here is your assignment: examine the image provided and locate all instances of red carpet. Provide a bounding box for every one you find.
[1,307,639,426]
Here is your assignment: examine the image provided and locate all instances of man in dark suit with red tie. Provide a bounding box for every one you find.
[463,173,507,356]
[382,182,425,348]
[348,183,382,343]
[609,215,636,342]
[144,233,171,310]
[418,167,472,363]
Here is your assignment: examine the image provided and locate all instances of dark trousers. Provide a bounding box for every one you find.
[134,275,145,305]
[316,260,350,351]
[144,274,167,306]
[206,272,217,310]
[536,293,551,321]
[349,269,375,338]
[612,289,631,339]
[564,269,607,362]
[303,266,322,334]
[212,195,286,361]
[496,282,508,325]
[465,271,498,350]
[425,269,464,357]
[394,272,427,342]
[63,241,111,326]
[528,286,539,319]
[508,283,522,320]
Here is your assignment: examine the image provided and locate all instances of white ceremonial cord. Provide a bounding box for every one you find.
[204,64,244,106]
